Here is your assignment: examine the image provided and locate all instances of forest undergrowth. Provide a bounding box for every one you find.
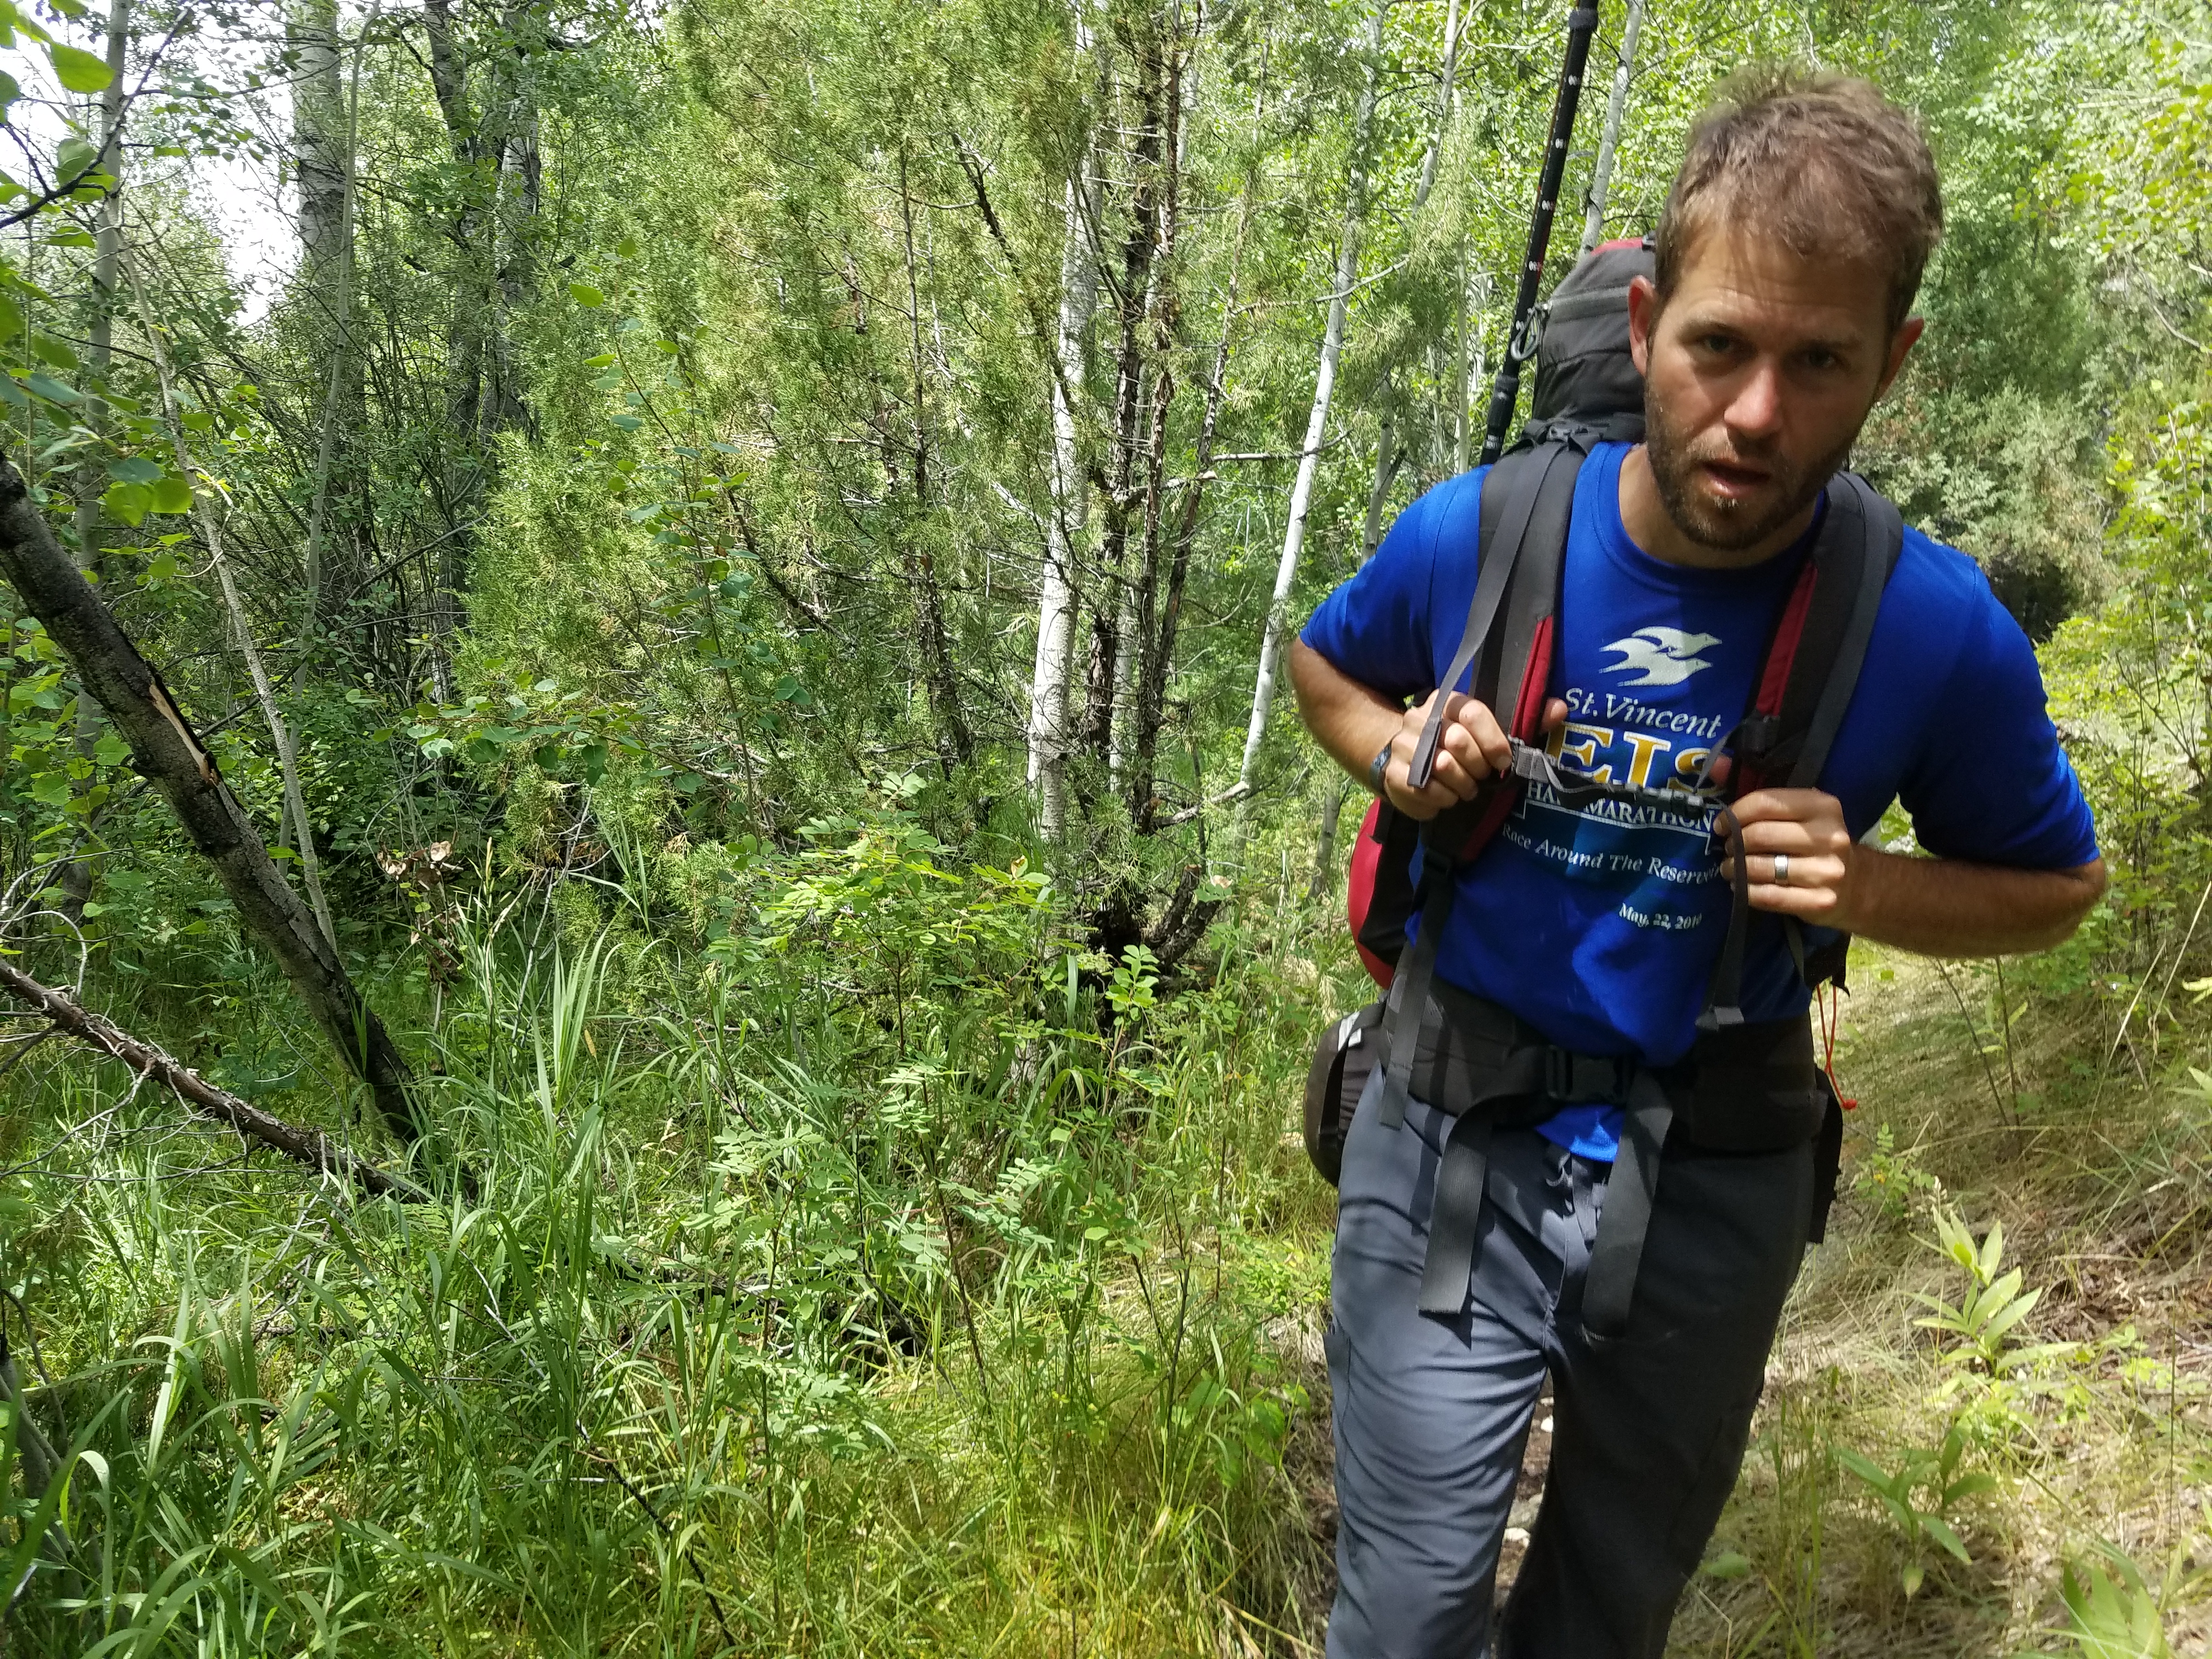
[5,813,2212,1656]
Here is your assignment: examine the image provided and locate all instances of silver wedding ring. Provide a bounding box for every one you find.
[1774,853,1791,887]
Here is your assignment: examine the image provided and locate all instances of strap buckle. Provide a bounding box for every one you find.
[1543,1047,1632,1105]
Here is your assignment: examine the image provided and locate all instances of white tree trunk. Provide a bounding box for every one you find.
[1234,0,1390,806]
[1579,0,1644,256]
[1409,0,1460,218]
[1026,162,1096,839]
[1317,394,1409,891]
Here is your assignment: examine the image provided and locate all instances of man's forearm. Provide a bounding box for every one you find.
[1290,639,1403,787]
[1840,847,2106,957]
[1731,788,2106,957]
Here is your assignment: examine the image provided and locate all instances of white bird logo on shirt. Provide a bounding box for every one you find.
[1600,628,1722,686]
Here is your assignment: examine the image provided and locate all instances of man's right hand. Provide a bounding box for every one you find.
[1383,690,1570,821]
[1286,638,1570,822]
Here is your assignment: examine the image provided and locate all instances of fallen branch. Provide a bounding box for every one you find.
[0,962,432,1204]
[0,452,419,1141]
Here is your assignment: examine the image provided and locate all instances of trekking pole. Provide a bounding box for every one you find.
[1478,1,1602,464]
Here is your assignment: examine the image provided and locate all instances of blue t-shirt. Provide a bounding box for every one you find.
[1301,442,2098,1160]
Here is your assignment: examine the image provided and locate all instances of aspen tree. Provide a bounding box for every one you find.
[1026,163,1097,838]
[1579,0,1644,256]
[1231,0,1391,817]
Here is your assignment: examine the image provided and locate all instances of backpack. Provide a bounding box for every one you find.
[1305,238,1904,1186]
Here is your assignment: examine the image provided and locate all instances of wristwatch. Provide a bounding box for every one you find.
[1368,737,1395,795]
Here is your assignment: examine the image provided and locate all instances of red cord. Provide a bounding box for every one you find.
[1817,981,1858,1110]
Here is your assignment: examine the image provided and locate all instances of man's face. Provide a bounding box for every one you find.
[1627,228,1921,554]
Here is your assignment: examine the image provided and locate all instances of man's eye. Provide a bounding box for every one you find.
[1699,333,1734,354]
[1803,349,1839,371]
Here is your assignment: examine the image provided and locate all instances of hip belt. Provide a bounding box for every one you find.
[1374,983,1833,1332]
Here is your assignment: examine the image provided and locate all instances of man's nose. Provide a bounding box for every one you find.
[1723,359,1786,442]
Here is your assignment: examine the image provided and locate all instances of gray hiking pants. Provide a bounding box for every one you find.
[1325,1070,1814,1658]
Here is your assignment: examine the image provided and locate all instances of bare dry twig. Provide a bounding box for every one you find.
[0,961,431,1204]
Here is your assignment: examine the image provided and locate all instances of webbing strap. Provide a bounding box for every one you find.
[1378,873,1459,1130]
[1411,1056,1676,1327]
[1407,444,1573,792]
[1419,1113,1496,1314]
[1385,441,1585,1133]
[1581,1074,1675,1336]
[1790,475,1900,789]
[1414,1047,1549,1314]
[1699,473,1904,1023]
[1699,801,1753,1032]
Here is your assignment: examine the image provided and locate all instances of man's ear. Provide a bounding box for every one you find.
[1627,273,1661,376]
[1875,315,1925,401]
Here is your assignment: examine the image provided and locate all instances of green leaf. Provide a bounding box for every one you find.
[568,282,605,308]
[92,731,127,766]
[1942,1471,1999,1505]
[30,332,74,369]
[54,134,96,180]
[1918,1515,1971,1564]
[147,473,193,515]
[1702,1550,1752,1581]
[47,42,113,92]
[22,373,78,404]
[609,413,643,432]
[100,481,148,524]
[0,71,20,108]
[1900,1561,1924,1596]
[106,455,161,485]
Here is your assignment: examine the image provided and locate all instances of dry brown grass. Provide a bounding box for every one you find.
[1671,945,2212,1656]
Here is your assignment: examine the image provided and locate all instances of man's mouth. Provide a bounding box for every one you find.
[1697,459,1774,501]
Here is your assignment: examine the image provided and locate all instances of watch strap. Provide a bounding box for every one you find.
[1368,737,1395,795]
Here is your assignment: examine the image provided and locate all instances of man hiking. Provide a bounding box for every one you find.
[1289,67,2105,1658]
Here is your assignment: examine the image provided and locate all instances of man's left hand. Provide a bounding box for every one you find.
[1723,788,1860,929]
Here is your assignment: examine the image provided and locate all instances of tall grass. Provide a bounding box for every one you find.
[1,816,1338,1655]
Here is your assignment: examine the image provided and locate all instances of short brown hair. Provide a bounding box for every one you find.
[1654,65,1944,335]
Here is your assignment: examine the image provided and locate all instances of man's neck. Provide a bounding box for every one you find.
[1617,443,1820,571]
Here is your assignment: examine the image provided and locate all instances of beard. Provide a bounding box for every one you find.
[1643,385,1857,555]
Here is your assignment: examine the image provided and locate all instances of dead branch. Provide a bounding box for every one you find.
[0,962,432,1204]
